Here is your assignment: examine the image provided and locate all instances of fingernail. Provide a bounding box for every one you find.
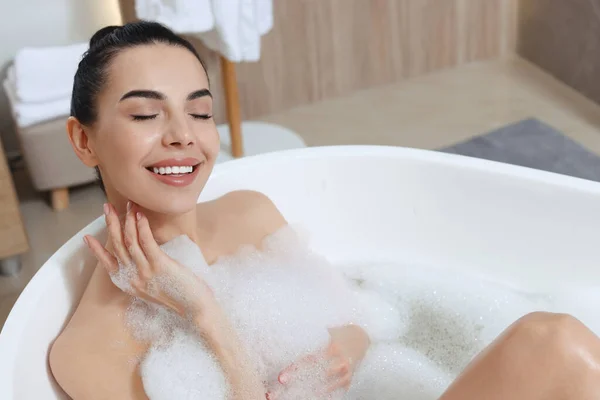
[83,236,89,247]
[136,212,142,221]
[127,201,132,212]
[278,374,288,384]
[103,203,109,216]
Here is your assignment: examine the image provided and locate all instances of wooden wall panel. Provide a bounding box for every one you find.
[404,0,459,77]
[464,0,504,62]
[517,0,600,107]
[119,0,515,124]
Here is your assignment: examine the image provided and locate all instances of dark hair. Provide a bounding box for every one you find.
[71,21,208,193]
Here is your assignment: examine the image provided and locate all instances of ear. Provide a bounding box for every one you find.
[66,116,98,168]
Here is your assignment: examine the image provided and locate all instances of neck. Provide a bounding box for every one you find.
[106,194,199,246]
[141,208,199,245]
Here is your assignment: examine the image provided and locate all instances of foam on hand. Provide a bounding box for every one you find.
[110,261,138,295]
[110,224,600,400]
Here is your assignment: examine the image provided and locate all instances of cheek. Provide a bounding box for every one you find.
[201,125,221,158]
[97,125,159,173]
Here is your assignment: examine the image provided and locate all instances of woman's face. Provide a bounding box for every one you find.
[87,43,218,214]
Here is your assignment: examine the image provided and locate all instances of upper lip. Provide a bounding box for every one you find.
[146,158,202,168]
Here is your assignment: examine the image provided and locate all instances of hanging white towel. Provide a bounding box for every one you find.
[198,0,273,62]
[3,67,70,128]
[135,0,215,34]
[13,42,88,104]
[135,0,273,62]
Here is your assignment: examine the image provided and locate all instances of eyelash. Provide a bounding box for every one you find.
[131,114,213,121]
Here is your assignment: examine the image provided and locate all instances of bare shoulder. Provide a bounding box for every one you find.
[201,190,288,252]
[50,329,146,399]
[216,190,286,229]
[49,269,147,400]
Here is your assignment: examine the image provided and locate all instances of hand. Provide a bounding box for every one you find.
[84,201,216,318]
[267,325,370,398]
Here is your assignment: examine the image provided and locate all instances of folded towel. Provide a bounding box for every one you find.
[135,0,215,34]
[135,0,273,62]
[14,42,88,103]
[3,68,70,128]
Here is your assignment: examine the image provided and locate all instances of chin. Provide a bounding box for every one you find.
[140,195,199,216]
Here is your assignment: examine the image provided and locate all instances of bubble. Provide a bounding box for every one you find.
[110,261,138,294]
[114,226,600,400]
[348,343,453,400]
[141,330,230,400]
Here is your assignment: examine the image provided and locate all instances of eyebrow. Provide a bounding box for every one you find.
[119,89,212,102]
[120,90,164,101]
[187,89,212,101]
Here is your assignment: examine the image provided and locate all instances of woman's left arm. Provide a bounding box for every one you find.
[272,324,371,396]
[322,324,371,392]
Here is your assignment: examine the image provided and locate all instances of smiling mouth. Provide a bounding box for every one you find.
[145,163,201,176]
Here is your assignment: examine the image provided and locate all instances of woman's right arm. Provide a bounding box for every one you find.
[85,201,266,399]
[194,310,266,400]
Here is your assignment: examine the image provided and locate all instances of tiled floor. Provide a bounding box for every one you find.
[2,56,600,330]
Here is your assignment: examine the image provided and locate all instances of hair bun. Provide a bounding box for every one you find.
[89,25,121,47]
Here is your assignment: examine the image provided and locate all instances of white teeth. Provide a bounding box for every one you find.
[151,165,195,175]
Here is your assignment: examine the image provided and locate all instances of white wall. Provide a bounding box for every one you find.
[0,0,122,155]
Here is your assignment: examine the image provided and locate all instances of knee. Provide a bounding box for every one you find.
[513,312,583,343]
[511,312,598,365]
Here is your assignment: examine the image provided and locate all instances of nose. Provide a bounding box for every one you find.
[162,114,195,148]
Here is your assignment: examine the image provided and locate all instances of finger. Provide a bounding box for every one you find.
[327,359,349,378]
[278,353,320,384]
[327,374,352,393]
[277,362,298,384]
[135,211,164,265]
[84,235,118,274]
[105,203,132,266]
[123,202,151,277]
[265,385,285,400]
[327,341,341,357]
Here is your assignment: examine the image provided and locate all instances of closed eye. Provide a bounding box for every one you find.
[190,114,212,120]
[131,114,158,121]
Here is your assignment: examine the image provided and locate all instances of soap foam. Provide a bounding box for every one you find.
[112,225,600,400]
[141,329,230,400]
[110,261,138,295]
[348,343,453,400]
[348,262,553,374]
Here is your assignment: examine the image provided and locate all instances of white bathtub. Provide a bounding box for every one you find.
[1,145,600,399]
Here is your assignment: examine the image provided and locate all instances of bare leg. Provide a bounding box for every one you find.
[440,312,600,400]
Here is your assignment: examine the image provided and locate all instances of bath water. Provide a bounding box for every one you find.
[110,225,599,400]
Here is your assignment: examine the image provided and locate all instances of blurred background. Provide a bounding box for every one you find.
[2,0,600,328]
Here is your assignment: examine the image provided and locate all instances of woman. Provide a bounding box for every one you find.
[49,21,600,399]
